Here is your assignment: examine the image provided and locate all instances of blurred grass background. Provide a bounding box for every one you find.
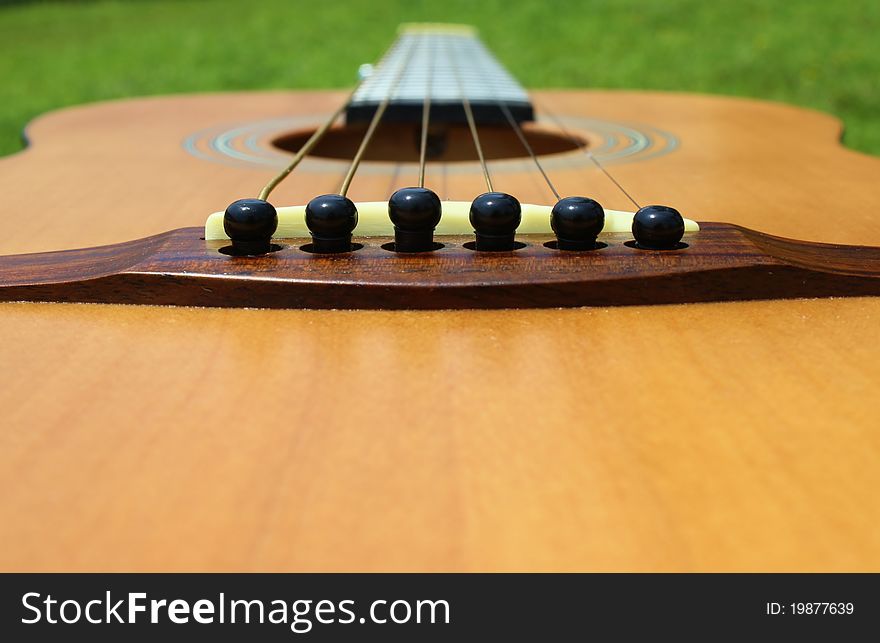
[1,0,878,156]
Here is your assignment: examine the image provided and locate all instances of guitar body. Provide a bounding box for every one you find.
[1,89,879,571]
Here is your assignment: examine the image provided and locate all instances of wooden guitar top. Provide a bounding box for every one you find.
[1,90,879,571]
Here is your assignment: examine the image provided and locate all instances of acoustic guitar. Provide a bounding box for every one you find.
[1,24,878,571]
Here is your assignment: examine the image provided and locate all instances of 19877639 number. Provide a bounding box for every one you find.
[766,602,854,615]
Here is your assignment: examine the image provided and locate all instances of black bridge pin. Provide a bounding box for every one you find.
[388,187,442,252]
[223,198,278,256]
[551,196,605,250]
[632,205,686,250]
[469,192,522,251]
[305,194,359,253]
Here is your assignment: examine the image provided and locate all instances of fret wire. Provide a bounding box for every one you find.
[449,37,493,193]
[497,100,560,201]
[535,99,641,209]
[338,38,420,197]
[258,81,364,202]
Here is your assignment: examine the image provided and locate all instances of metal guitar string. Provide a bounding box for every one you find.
[417,35,435,189]
[535,99,641,209]
[338,37,420,197]
[497,100,561,201]
[258,81,365,202]
[465,36,561,201]
[448,37,494,193]
[259,32,634,210]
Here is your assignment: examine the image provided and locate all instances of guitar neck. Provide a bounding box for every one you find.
[346,23,535,125]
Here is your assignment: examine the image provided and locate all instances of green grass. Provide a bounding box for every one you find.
[1,0,879,156]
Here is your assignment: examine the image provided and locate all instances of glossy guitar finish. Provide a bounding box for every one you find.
[2,225,880,308]
[1,89,880,571]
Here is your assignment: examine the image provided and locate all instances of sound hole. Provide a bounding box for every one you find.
[272,123,586,163]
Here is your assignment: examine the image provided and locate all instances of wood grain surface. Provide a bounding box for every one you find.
[1,90,879,571]
[3,225,880,308]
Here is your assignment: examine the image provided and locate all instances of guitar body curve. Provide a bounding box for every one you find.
[1,89,879,571]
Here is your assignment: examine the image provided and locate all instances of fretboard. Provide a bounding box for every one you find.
[346,24,534,125]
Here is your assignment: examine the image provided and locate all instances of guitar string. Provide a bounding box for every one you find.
[448,35,494,192]
[259,33,628,209]
[258,80,365,202]
[534,98,641,209]
[464,34,560,202]
[497,100,561,201]
[417,35,435,189]
[338,35,420,196]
